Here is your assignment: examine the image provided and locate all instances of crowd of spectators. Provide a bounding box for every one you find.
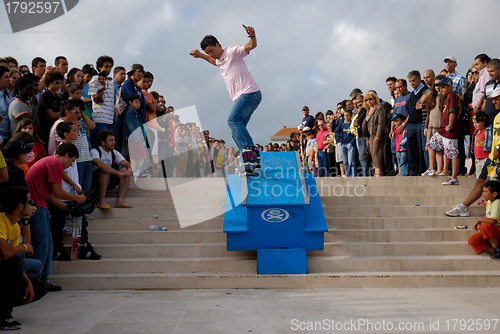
[292,54,499,186]
[0,54,244,330]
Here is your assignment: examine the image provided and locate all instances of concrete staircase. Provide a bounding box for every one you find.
[51,176,500,289]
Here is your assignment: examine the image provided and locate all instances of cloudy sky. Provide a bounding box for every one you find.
[1,0,498,146]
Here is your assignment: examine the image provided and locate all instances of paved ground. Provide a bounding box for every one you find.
[13,288,500,333]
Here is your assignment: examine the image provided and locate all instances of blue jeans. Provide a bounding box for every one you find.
[19,253,43,280]
[77,161,93,193]
[114,118,123,153]
[316,150,330,177]
[227,91,262,151]
[356,136,370,176]
[342,143,357,177]
[406,122,426,174]
[93,123,115,148]
[396,151,409,176]
[30,207,52,282]
[422,124,429,169]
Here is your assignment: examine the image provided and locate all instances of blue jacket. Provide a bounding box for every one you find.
[333,115,344,143]
[121,79,146,124]
[123,106,143,142]
[341,122,356,145]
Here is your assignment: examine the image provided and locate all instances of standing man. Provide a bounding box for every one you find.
[112,66,127,153]
[88,56,115,148]
[405,70,428,175]
[0,67,11,145]
[444,56,466,98]
[190,24,262,165]
[315,119,330,177]
[386,77,397,107]
[121,64,146,125]
[301,106,315,129]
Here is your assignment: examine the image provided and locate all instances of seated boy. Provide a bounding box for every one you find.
[468,180,500,259]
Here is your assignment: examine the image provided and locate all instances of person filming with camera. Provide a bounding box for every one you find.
[26,142,86,291]
[49,122,101,261]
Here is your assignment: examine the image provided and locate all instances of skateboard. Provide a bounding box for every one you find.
[70,216,87,260]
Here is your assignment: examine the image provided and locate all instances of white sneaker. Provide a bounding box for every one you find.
[445,205,470,217]
[442,178,459,185]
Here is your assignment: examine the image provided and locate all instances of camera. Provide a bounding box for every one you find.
[98,71,107,77]
[66,190,100,218]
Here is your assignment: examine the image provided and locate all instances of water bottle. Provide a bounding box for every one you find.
[148,225,168,231]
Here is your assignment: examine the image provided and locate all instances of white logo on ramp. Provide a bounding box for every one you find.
[261,208,289,223]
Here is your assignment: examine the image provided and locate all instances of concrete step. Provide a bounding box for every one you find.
[82,230,226,244]
[323,195,481,207]
[308,255,500,272]
[88,205,482,220]
[310,241,477,257]
[328,217,476,230]
[66,241,476,259]
[86,218,225,231]
[326,229,475,242]
[71,243,253,258]
[323,205,483,218]
[84,216,475,232]
[52,257,257,275]
[50,270,500,289]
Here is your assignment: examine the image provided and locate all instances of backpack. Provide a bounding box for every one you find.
[97,146,118,169]
[114,84,128,119]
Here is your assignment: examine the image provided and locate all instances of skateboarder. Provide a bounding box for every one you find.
[190,24,262,168]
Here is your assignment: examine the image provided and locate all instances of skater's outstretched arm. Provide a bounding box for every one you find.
[189,49,217,66]
[243,25,257,53]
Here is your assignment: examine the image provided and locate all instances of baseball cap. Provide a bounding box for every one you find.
[435,77,453,86]
[297,125,304,131]
[350,88,363,99]
[391,113,406,121]
[2,140,34,159]
[127,64,144,77]
[302,126,311,132]
[487,86,500,99]
[443,55,457,62]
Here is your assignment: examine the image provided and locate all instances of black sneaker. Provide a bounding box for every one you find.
[53,250,71,261]
[491,248,500,259]
[46,279,62,292]
[0,318,21,330]
[79,250,102,260]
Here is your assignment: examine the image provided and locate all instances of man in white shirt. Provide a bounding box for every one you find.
[90,130,132,210]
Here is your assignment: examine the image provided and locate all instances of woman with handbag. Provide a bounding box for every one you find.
[362,92,387,177]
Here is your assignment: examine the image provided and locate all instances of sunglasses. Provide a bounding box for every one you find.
[54,80,64,85]
[20,70,30,74]
[25,199,36,206]
[366,98,374,101]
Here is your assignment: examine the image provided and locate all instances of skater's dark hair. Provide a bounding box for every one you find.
[201,35,220,50]
[484,181,500,198]
[55,142,79,158]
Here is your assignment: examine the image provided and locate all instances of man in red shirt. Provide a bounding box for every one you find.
[25,142,85,291]
[316,119,330,177]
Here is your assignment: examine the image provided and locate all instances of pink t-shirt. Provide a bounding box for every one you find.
[26,156,63,208]
[216,45,260,101]
[316,129,330,150]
